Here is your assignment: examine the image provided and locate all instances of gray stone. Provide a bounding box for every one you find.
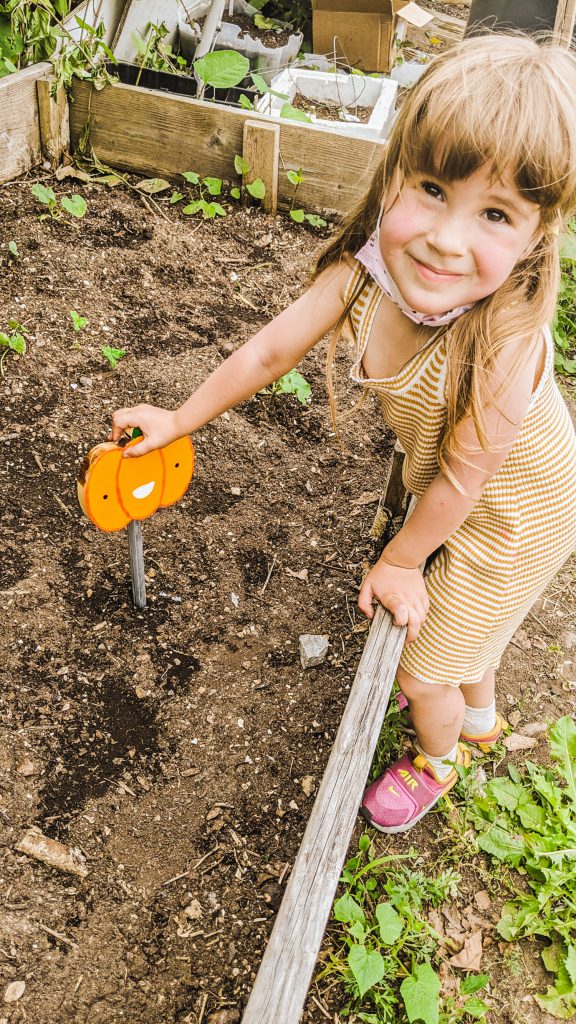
[299,634,329,669]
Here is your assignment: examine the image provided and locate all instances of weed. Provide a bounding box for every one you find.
[30,183,87,221]
[101,346,126,369]
[553,221,576,375]
[456,716,576,1018]
[69,310,88,332]
[131,21,187,83]
[0,319,26,376]
[321,833,488,1023]
[259,370,311,404]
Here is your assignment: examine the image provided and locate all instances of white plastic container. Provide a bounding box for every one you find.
[257,68,398,142]
[178,0,303,85]
[390,52,430,87]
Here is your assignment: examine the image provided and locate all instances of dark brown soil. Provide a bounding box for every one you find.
[292,92,373,124]
[199,13,296,49]
[1,171,575,1024]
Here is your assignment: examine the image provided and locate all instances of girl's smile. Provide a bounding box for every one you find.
[380,166,542,315]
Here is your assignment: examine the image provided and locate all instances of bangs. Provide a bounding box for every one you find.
[388,35,576,216]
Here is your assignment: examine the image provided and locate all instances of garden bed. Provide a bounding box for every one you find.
[1,171,576,1024]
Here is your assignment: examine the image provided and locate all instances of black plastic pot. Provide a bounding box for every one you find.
[465,0,559,35]
[110,62,260,109]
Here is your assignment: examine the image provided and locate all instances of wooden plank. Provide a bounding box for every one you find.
[69,80,385,214]
[242,605,405,1023]
[242,119,280,214]
[127,521,147,609]
[37,78,70,169]
[0,63,51,184]
[554,0,576,44]
[243,459,412,1024]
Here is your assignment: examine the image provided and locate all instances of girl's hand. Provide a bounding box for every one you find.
[110,404,181,458]
[357,558,429,643]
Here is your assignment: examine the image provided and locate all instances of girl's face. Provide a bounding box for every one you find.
[379,164,542,315]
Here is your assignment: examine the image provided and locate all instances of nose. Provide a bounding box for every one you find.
[426,211,468,258]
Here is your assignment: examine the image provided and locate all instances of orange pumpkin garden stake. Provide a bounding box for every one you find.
[77,430,195,609]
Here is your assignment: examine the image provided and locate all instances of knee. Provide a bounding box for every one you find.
[397,667,454,704]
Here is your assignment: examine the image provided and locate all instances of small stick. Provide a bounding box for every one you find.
[128,520,147,609]
[259,555,277,595]
[37,922,77,948]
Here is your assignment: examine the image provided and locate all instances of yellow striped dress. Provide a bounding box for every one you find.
[346,266,576,686]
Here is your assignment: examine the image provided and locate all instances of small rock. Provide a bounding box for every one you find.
[286,567,309,582]
[301,775,315,797]
[206,807,221,821]
[207,1011,240,1024]
[299,634,329,668]
[16,757,35,776]
[79,376,93,387]
[184,899,203,920]
[230,486,241,496]
[4,981,25,1003]
[562,631,576,651]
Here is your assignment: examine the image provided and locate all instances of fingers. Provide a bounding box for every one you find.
[110,406,140,442]
[357,580,375,620]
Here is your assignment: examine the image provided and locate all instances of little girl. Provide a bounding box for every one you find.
[112,34,576,833]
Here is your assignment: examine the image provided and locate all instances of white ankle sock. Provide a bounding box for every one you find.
[416,742,459,781]
[462,700,496,736]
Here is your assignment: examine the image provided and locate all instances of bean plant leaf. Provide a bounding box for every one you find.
[203,177,222,196]
[61,195,87,218]
[375,902,403,944]
[549,717,576,801]
[246,177,265,200]
[274,370,311,404]
[287,168,303,186]
[348,944,385,998]
[400,961,440,1024]
[234,155,250,176]
[238,93,254,109]
[193,50,249,89]
[333,893,365,924]
[290,208,305,223]
[101,346,126,369]
[31,183,56,205]
[182,171,200,184]
[182,201,203,215]
[136,178,170,194]
[230,187,241,200]
[170,191,184,204]
[280,102,312,123]
[306,213,327,228]
[8,240,19,257]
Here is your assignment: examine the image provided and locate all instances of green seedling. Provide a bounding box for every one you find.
[253,13,284,32]
[180,170,227,219]
[7,240,19,259]
[286,169,327,229]
[132,21,187,84]
[260,370,311,404]
[101,345,126,369]
[69,309,88,332]
[31,183,87,221]
[0,319,27,377]
[232,155,266,203]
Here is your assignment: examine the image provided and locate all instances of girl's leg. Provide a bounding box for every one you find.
[460,667,499,738]
[461,667,495,707]
[396,665,464,757]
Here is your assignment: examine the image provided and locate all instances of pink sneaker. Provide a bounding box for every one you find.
[361,744,471,834]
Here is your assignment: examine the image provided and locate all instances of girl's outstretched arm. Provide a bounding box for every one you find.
[359,333,544,641]
[111,261,349,456]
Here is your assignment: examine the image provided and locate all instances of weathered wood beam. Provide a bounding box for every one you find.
[69,80,385,215]
[242,119,280,215]
[554,0,576,44]
[0,63,51,184]
[37,78,70,169]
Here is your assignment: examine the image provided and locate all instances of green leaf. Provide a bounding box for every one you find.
[565,946,576,986]
[290,208,305,223]
[210,202,227,217]
[375,902,404,944]
[69,310,88,331]
[280,102,312,123]
[254,13,283,30]
[348,944,385,998]
[478,824,526,867]
[334,893,365,924]
[246,177,265,200]
[230,187,241,200]
[8,333,25,354]
[31,183,56,206]
[462,997,490,1018]
[349,920,366,943]
[61,194,87,218]
[182,171,200,184]
[286,168,303,186]
[549,717,576,801]
[170,191,184,204]
[98,173,123,187]
[358,834,371,852]
[536,987,576,1018]
[275,370,311,404]
[305,213,327,228]
[234,154,250,176]
[136,178,171,194]
[560,228,576,261]
[132,427,143,439]
[203,177,222,196]
[101,345,126,369]
[193,50,250,89]
[487,778,524,812]
[8,240,19,258]
[250,72,269,93]
[400,961,440,1024]
[182,201,203,215]
[238,93,254,109]
[460,974,489,996]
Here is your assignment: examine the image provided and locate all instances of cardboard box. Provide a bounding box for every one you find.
[312,0,431,74]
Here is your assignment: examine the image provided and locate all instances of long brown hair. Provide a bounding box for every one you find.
[315,34,576,481]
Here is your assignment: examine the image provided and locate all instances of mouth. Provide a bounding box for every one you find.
[132,481,155,500]
[410,256,465,282]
